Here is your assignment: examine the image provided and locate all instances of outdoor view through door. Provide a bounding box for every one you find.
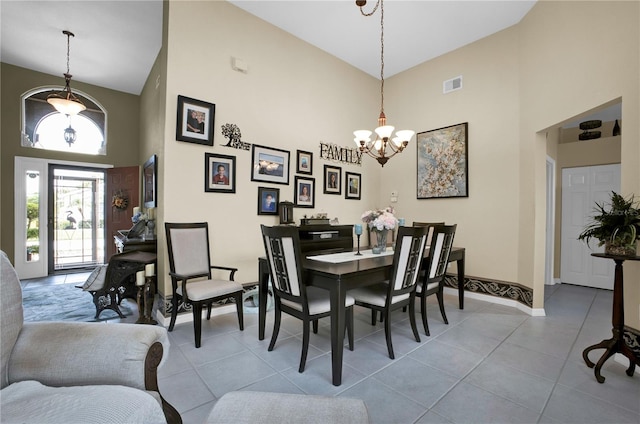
[49,166,106,271]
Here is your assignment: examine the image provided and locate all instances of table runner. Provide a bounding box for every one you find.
[307,249,394,263]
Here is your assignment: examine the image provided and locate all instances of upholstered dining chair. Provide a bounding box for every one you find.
[349,226,428,359]
[260,225,355,373]
[415,224,457,336]
[165,222,244,348]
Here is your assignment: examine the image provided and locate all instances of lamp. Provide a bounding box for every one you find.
[353,0,414,167]
[47,30,86,116]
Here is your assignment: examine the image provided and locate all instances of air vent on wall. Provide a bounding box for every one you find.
[443,76,463,94]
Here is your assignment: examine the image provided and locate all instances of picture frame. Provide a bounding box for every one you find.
[176,95,215,146]
[251,144,290,185]
[296,150,313,175]
[204,153,236,193]
[294,176,315,208]
[323,164,341,195]
[345,172,361,200]
[257,187,280,215]
[416,122,469,199]
[142,154,157,208]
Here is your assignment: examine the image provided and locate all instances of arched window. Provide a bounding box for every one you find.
[21,87,107,155]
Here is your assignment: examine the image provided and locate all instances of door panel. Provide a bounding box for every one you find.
[106,166,139,260]
[560,164,620,289]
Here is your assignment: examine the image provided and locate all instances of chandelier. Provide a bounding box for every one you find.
[47,30,86,116]
[353,0,414,167]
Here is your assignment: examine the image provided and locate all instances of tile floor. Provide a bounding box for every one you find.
[23,275,640,424]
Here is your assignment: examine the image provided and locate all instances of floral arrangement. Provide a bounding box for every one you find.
[132,212,148,224]
[361,206,398,231]
[111,191,128,210]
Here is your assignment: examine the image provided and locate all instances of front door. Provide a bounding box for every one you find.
[105,166,139,260]
[560,164,620,289]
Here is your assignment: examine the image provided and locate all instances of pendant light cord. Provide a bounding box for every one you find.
[359,0,385,116]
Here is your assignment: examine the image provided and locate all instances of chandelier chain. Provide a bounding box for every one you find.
[380,0,384,115]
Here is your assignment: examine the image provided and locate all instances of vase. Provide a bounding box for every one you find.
[371,229,388,254]
[612,119,621,136]
[604,240,636,257]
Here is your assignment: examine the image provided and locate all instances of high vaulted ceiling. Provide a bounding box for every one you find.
[1,0,536,95]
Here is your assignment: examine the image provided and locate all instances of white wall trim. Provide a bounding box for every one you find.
[444,287,546,317]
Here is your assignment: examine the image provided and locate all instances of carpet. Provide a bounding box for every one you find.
[21,283,135,322]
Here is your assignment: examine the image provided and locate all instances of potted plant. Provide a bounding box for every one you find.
[578,191,640,256]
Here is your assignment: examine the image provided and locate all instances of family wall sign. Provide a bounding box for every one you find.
[319,142,363,166]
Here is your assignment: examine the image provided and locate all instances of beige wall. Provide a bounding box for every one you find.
[0,63,142,260]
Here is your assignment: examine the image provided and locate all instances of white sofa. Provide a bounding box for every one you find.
[0,250,181,424]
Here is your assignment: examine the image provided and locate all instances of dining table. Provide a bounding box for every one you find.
[257,246,466,386]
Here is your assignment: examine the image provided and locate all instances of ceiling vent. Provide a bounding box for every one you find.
[443,76,463,94]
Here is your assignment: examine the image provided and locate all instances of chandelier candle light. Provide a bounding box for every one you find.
[353,0,414,167]
[47,30,86,116]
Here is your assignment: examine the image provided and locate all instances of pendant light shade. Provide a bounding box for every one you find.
[47,30,86,116]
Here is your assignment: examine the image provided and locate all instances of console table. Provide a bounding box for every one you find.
[583,253,639,383]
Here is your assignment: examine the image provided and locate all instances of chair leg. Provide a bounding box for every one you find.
[384,309,395,359]
[437,287,448,325]
[299,320,310,373]
[268,301,281,351]
[421,294,430,336]
[192,302,203,348]
[370,309,377,326]
[235,292,244,331]
[312,319,319,334]
[206,303,212,320]
[347,306,354,351]
[409,298,421,343]
[168,294,179,331]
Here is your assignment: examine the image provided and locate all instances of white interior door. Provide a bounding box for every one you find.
[560,164,620,290]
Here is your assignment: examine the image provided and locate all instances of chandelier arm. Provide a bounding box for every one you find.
[358,0,380,17]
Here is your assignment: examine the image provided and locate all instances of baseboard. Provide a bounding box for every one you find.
[443,287,546,317]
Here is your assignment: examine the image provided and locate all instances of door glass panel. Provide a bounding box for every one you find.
[51,167,105,270]
[25,170,40,263]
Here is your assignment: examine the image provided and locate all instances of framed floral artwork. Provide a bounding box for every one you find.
[294,176,315,208]
[251,144,290,185]
[176,95,215,146]
[257,187,279,215]
[323,164,341,195]
[345,172,361,200]
[296,150,313,175]
[416,122,468,199]
[204,153,235,193]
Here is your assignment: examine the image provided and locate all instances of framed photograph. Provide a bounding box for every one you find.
[345,172,361,200]
[296,150,313,175]
[143,154,157,208]
[204,153,236,193]
[323,165,341,195]
[251,144,290,185]
[294,176,315,208]
[176,95,215,145]
[416,122,469,199]
[257,187,279,215]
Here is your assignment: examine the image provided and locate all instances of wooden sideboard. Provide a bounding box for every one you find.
[297,224,354,254]
[113,231,157,255]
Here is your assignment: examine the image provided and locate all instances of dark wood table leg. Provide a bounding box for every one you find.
[258,258,269,341]
[582,257,639,383]
[329,282,346,386]
[456,252,465,309]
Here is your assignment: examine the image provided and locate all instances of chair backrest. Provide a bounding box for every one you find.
[386,226,428,299]
[0,251,24,389]
[424,224,457,284]
[165,222,212,278]
[412,221,444,245]
[260,225,307,305]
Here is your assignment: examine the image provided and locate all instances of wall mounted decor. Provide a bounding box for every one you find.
[257,186,279,215]
[221,123,251,150]
[296,150,313,175]
[417,122,469,199]
[345,172,361,200]
[319,142,362,165]
[251,144,290,185]
[176,95,215,145]
[205,153,236,193]
[323,164,342,195]
[142,154,157,208]
[294,176,315,208]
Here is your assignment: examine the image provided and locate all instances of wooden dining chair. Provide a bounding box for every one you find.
[260,225,355,373]
[349,226,428,359]
[416,224,457,336]
[165,222,244,348]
